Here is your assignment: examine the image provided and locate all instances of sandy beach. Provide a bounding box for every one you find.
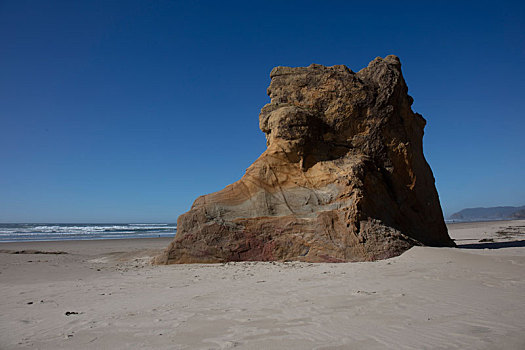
[1,220,524,349]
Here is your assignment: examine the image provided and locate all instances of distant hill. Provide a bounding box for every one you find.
[449,205,525,222]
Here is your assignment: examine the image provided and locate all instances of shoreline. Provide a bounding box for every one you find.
[0,223,176,244]
[0,236,173,245]
[446,218,525,225]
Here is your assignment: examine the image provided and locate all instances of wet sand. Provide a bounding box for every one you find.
[1,220,524,349]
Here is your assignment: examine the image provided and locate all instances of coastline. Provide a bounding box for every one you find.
[0,237,172,254]
[1,220,524,349]
[0,223,176,243]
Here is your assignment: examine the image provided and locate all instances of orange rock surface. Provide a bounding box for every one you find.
[157,55,455,264]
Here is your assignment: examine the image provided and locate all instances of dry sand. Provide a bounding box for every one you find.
[1,220,524,349]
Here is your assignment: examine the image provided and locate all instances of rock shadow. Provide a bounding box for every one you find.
[457,240,525,249]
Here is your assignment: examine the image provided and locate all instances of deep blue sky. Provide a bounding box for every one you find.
[1,0,524,222]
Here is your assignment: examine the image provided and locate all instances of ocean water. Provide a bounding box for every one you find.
[0,223,176,242]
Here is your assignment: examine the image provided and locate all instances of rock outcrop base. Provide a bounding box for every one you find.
[157,55,455,264]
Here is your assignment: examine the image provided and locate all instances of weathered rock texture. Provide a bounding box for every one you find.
[158,55,455,264]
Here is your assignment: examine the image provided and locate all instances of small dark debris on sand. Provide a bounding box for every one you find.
[497,226,525,238]
[0,249,68,255]
[65,311,80,316]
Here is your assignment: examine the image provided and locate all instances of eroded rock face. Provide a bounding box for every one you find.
[157,55,455,264]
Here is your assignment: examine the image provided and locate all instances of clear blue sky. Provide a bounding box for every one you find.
[1,0,524,222]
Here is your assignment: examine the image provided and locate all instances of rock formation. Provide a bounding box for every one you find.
[157,55,455,264]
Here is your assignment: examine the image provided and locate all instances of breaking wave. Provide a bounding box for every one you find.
[0,223,176,242]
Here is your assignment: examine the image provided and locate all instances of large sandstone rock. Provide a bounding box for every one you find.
[157,55,455,264]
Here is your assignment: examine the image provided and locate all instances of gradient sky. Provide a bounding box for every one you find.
[1,0,524,223]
